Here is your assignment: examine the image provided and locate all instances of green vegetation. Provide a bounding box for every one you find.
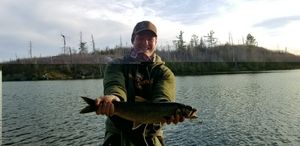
[166,62,300,76]
[2,61,300,81]
[2,64,106,81]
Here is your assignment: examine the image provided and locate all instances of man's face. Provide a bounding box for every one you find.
[133,30,157,57]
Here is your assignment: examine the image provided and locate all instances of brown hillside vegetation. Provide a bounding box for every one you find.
[2,45,300,64]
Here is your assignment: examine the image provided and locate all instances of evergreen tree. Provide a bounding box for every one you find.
[246,33,257,46]
[189,34,199,48]
[173,31,186,51]
[204,30,217,48]
[79,42,88,54]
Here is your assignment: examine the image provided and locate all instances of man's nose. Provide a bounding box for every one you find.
[142,39,149,45]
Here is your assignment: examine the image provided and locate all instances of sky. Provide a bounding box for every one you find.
[1,0,300,62]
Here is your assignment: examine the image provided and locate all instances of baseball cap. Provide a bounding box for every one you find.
[131,21,157,43]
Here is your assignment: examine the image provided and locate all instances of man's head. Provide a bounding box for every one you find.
[131,21,157,43]
[131,21,158,59]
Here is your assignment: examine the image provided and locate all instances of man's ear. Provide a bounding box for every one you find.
[131,34,135,44]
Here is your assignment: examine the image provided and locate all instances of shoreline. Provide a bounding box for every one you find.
[2,67,299,82]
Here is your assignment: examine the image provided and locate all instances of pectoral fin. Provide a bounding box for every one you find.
[163,116,171,120]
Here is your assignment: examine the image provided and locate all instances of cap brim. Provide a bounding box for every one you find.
[135,29,157,36]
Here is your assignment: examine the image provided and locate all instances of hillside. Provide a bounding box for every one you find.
[1,45,300,81]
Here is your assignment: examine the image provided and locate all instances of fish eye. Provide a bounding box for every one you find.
[185,105,192,110]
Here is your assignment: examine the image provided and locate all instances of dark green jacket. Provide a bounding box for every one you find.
[103,54,176,146]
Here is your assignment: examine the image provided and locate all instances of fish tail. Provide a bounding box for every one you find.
[81,96,95,106]
[80,96,96,114]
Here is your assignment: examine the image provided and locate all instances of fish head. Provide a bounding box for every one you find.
[176,104,198,119]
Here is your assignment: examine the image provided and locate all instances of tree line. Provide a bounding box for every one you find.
[1,31,300,81]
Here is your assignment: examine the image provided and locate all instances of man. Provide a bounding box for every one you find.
[96,21,184,146]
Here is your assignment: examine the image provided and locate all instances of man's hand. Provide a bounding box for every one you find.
[95,95,120,116]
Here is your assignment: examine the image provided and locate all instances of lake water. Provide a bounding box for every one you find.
[2,70,300,146]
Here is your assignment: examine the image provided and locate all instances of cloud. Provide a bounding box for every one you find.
[254,15,300,29]
[142,0,227,24]
[1,0,300,61]
[0,0,135,61]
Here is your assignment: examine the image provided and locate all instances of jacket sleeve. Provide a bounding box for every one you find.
[151,66,176,102]
[103,61,127,101]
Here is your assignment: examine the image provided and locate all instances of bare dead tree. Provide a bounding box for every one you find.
[119,35,123,48]
[91,34,96,53]
[61,34,66,54]
[228,32,233,45]
[29,40,32,58]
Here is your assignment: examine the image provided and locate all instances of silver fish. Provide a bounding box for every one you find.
[80,96,198,124]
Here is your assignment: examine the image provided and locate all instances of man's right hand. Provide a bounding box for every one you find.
[95,95,120,116]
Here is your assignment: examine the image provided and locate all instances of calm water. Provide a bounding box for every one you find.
[2,70,300,146]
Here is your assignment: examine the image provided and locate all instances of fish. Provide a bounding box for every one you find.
[80,96,198,124]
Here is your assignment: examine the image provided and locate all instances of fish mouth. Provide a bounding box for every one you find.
[180,105,198,119]
[189,109,198,119]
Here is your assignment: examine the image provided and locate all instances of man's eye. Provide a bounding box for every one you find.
[136,36,155,42]
[148,38,155,42]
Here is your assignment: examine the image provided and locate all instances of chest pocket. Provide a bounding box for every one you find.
[125,64,153,102]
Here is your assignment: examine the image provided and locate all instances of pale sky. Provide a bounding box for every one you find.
[1,0,300,62]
